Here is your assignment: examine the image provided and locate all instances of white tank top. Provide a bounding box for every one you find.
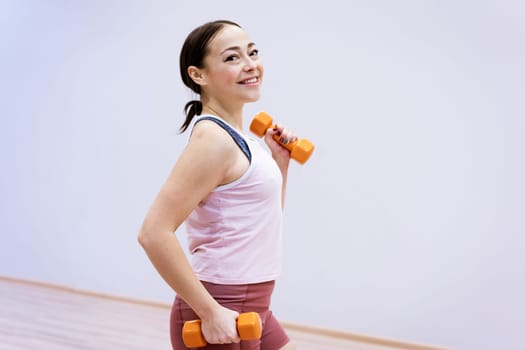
[185,115,283,284]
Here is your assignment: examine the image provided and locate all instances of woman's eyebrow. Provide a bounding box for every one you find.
[220,42,256,54]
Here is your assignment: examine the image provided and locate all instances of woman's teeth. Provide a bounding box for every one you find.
[241,77,258,84]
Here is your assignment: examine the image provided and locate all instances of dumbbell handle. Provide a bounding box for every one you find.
[249,111,315,164]
[182,312,262,348]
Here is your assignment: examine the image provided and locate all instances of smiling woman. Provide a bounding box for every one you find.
[4,3,524,350]
[138,20,298,350]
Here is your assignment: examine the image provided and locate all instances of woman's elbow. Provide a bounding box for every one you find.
[137,230,148,248]
[137,223,156,249]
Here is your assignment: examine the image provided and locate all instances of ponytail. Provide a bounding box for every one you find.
[180,100,203,133]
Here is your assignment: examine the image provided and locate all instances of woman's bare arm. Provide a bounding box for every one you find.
[138,121,243,343]
[264,125,295,208]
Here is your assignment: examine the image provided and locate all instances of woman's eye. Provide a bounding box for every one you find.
[225,55,238,62]
[250,49,259,57]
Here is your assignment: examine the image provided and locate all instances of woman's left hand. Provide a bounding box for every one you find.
[264,123,297,166]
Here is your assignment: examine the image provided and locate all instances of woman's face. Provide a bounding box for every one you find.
[200,25,263,104]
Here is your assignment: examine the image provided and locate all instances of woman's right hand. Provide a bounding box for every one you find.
[200,305,241,344]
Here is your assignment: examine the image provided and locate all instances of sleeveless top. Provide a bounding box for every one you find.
[185,115,283,284]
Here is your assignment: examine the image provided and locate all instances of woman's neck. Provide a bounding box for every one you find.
[201,100,244,131]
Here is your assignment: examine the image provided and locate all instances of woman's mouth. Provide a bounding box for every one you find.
[239,77,259,85]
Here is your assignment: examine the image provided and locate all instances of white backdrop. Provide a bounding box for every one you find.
[1,1,524,350]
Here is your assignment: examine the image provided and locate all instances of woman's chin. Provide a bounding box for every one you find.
[243,92,261,103]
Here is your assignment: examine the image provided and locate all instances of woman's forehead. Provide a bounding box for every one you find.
[208,25,253,53]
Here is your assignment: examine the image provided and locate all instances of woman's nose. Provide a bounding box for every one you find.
[243,57,257,71]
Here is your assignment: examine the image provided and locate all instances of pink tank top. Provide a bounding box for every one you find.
[185,115,283,284]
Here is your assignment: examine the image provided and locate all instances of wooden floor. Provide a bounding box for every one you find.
[0,278,447,350]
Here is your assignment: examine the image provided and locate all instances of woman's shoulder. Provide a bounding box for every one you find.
[191,117,232,141]
[186,117,239,158]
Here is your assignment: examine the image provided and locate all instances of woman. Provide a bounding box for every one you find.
[138,19,297,350]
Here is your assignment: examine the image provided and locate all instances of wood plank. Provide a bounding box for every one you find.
[0,277,451,349]
[0,278,170,349]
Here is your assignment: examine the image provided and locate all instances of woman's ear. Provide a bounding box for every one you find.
[187,66,207,86]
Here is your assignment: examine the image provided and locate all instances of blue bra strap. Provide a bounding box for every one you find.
[195,116,252,163]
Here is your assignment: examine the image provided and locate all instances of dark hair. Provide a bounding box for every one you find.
[179,20,241,132]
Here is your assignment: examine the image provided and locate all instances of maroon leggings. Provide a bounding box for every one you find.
[170,280,290,350]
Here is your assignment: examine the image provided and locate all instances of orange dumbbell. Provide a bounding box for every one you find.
[182,312,262,348]
[250,111,315,164]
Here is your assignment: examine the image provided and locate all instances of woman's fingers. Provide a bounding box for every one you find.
[273,124,297,145]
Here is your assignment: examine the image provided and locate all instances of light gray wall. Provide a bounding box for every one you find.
[1,1,524,350]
